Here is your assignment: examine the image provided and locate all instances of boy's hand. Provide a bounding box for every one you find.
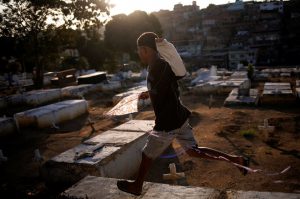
[155,38,164,43]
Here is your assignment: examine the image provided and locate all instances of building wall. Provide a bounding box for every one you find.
[153,0,297,69]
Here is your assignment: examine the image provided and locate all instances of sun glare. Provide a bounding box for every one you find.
[110,0,167,15]
[109,0,239,16]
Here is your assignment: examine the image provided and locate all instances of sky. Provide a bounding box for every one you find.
[109,0,238,15]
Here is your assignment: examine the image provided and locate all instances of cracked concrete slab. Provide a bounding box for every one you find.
[113,120,154,132]
[62,176,300,199]
[62,176,220,199]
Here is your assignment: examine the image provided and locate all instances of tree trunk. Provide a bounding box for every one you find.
[34,32,44,89]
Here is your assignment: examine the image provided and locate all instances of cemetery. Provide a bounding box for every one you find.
[0,65,299,199]
[1,0,300,197]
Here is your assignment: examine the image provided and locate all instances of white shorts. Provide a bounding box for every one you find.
[142,120,197,159]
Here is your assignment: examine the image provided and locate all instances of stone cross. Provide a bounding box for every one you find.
[0,150,8,163]
[258,119,275,132]
[163,163,185,182]
[208,94,215,109]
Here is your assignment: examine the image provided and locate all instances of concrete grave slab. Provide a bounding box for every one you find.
[264,82,291,90]
[107,94,151,117]
[113,86,148,104]
[224,88,259,106]
[95,81,122,91]
[280,72,291,77]
[41,120,153,187]
[113,120,154,132]
[261,82,296,104]
[14,100,88,128]
[280,68,293,73]
[105,94,139,116]
[264,82,290,85]
[77,72,107,85]
[61,175,220,199]
[142,183,219,199]
[231,71,248,78]
[61,176,300,199]
[61,81,121,98]
[262,90,293,95]
[256,73,269,80]
[0,89,62,108]
[24,89,62,106]
[62,84,94,97]
[226,190,300,199]
[5,93,25,106]
[192,79,249,94]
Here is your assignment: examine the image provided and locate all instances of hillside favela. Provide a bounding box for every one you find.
[0,0,300,198]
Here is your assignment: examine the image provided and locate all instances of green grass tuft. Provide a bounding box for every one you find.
[240,129,257,139]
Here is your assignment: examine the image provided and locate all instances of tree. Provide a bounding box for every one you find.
[247,64,254,80]
[0,0,109,88]
[104,11,162,61]
[76,29,110,70]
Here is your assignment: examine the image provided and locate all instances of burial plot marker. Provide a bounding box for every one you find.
[208,94,215,109]
[258,119,275,133]
[163,163,185,184]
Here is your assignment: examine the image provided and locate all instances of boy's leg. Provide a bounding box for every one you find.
[117,130,175,195]
[185,146,248,175]
[177,121,249,175]
[117,152,152,196]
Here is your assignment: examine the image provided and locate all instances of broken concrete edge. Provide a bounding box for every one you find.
[47,131,146,166]
[61,175,300,199]
[112,86,148,104]
[61,175,220,199]
[41,129,148,189]
[112,120,155,133]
